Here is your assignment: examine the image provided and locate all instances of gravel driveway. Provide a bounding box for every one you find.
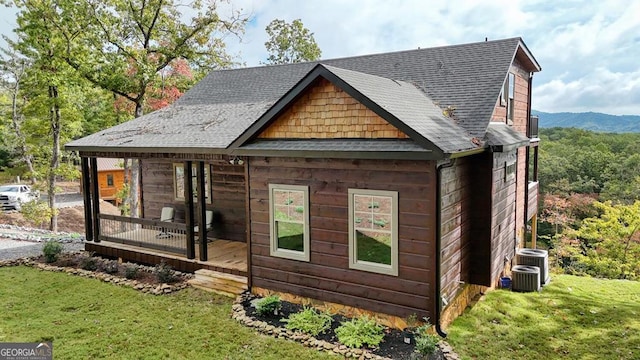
[0,225,85,261]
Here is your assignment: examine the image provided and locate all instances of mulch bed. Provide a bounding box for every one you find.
[241,293,427,360]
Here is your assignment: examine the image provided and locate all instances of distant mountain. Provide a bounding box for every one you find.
[532,110,640,133]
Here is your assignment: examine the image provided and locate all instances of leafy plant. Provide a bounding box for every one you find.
[154,261,176,283]
[124,264,139,279]
[42,241,63,263]
[335,315,384,348]
[80,257,98,271]
[21,200,57,229]
[294,206,304,213]
[368,201,380,209]
[414,319,439,356]
[282,307,333,336]
[255,295,281,316]
[103,261,119,274]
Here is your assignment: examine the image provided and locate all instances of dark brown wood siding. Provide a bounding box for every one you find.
[489,151,518,282]
[141,158,247,242]
[249,157,436,318]
[439,157,473,302]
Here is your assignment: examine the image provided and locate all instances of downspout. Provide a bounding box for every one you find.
[435,159,455,338]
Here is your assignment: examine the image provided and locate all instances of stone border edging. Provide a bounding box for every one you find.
[0,224,85,243]
[0,253,190,295]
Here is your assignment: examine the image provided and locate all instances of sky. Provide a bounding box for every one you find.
[1,0,639,115]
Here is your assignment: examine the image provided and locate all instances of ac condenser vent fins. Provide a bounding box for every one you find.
[516,248,550,286]
[511,265,540,292]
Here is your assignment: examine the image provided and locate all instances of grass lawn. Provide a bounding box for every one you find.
[0,266,335,360]
[447,274,640,360]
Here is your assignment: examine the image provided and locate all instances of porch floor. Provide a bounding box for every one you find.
[85,239,247,276]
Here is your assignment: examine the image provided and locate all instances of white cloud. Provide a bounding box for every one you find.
[2,0,640,114]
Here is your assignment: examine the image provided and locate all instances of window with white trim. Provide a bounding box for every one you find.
[173,163,211,204]
[269,184,310,261]
[348,189,398,276]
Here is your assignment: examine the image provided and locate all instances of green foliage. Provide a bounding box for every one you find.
[80,256,98,271]
[115,182,130,215]
[42,241,63,263]
[282,307,333,336]
[154,261,177,283]
[20,200,57,228]
[264,19,321,64]
[255,295,281,316]
[413,319,439,356]
[124,264,139,279]
[103,261,119,274]
[335,315,384,349]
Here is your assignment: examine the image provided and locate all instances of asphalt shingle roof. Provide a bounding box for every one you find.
[67,37,533,155]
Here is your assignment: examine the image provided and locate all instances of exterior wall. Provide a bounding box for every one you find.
[140,158,246,242]
[258,79,408,139]
[490,58,531,247]
[249,157,437,319]
[489,151,518,283]
[97,170,124,201]
[440,157,473,303]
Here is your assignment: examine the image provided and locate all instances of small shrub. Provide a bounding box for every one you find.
[282,307,333,336]
[335,316,384,349]
[413,318,439,357]
[80,257,98,271]
[255,295,281,316]
[124,264,139,279]
[154,261,176,283]
[42,241,63,263]
[103,261,119,274]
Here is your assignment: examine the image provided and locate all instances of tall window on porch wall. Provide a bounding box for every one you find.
[348,189,398,276]
[173,163,212,204]
[269,184,310,261]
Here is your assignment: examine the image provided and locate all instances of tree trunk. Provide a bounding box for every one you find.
[48,85,61,232]
[128,101,144,218]
[7,63,37,184]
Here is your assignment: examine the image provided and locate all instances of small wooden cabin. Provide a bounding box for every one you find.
[96,158,124,203]
[67,38,541,330]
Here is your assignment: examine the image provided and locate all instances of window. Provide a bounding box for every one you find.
[507,73,515,123]
[348,189,398,276]
[174,163,211,204]
[106,174,114,187]
[269,184,310,261]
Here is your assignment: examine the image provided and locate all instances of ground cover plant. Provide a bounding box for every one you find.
[447,274,640,359]
[0,266,335,360]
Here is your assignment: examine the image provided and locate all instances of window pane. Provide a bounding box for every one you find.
[174,165,185,199]
[276,221,304,251]
[356,230,392,265]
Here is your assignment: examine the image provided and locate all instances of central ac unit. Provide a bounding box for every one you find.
[511,265,541,292]
[516,248,550,286]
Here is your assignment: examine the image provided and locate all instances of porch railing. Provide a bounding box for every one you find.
[527,181,539,221]
[98,214,188,255]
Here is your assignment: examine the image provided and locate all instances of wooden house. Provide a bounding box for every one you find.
[66,38,541,331]
[96,158,125,203]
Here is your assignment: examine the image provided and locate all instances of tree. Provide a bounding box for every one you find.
[264,19,321,64]
[0,47,37,183]
[49,0,247,217]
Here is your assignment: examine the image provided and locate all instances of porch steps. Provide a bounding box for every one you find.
[188,269,248,297]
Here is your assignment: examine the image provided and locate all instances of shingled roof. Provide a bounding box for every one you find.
[66,37,540,156]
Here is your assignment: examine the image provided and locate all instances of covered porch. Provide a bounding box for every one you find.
[79,155,249,276]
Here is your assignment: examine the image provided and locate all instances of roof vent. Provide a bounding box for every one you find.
[511,265,540,292]
[517,248,550,286]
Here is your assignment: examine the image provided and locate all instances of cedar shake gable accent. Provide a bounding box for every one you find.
[233,64,477,157]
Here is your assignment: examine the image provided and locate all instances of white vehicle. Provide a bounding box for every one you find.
[0,184,38,211]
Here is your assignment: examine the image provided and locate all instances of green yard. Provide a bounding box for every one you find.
[447,274,640,360]
[0,266,335,360]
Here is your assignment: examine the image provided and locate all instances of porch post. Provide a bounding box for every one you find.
[89,157,100,242]
[196,161,207,261]
[184,161,195,259]
[81,157,93,241]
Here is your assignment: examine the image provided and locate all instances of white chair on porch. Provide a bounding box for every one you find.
[155,207,175,239]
